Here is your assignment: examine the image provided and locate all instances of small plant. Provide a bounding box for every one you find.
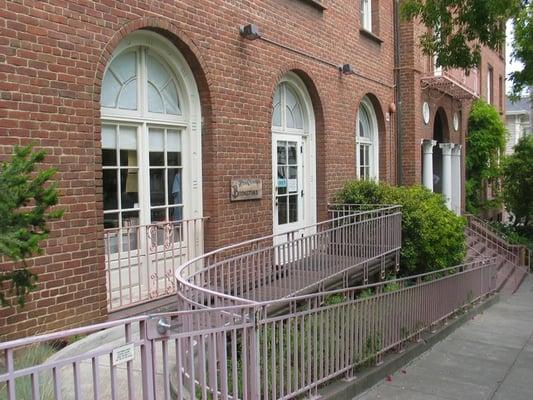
[384,280,401,293]
[324,293,346,305]
[357,288,374,299]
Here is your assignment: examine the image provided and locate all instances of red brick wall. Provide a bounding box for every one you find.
[0,0,397,339]
[398,20,505,194]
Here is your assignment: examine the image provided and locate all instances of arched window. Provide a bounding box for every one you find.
[356,97,379,180]
[271,74,316,238]
[101,31,202,241]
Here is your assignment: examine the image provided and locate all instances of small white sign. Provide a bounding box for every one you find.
[288,179,298,193]
[112,343,135,366]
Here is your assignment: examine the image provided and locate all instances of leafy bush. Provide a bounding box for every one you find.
[465,100,506,213]
[502,135,533,228]
[336,180,466,275]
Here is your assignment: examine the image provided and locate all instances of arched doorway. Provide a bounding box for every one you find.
[432,107,449,194]
[271,72,316,240]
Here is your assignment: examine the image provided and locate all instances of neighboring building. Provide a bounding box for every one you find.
[398,20,506,214]
[0,1,504,340]
[505,96,531,154]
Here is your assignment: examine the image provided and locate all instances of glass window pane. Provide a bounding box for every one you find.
[148,83,164,114]
[278,196,287,225]
[120,224,139,252]
[112,51,136,82]
[162,82,180,115]
[292,103,303,129]
[119,126,137,150]
[149,169,165,206]
[289,194,298,223]
[288,142,297,164]
[151,208,167,224]
[277,166,287,195]
[102,149,117,167]
[167,130,181,166]
[169,205,183,222]
[277,142,287,164]
[102,125,116,149]
[289,166,297,179]
[120,150,137,167]
[149,128,165,166]
[103,169,118,210]
[101,72,121,108]
[104,213,119,230]
[120,169,138,209]
[147,54,170,88]
[285,107,295,129]
[168,169,182,205]
[117,79,137,110]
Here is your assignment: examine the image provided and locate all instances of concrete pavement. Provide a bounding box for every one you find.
[355,275,533,400]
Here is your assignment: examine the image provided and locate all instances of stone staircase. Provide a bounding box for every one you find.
[465,215,530,295]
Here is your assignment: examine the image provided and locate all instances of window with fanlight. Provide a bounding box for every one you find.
[100,32,201,252]
[356,97,379,180]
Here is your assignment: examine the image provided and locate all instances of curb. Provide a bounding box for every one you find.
[318,293,500,400]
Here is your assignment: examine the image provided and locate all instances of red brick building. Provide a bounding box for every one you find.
[0,0,504,340]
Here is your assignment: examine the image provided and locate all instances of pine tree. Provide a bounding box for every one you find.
[0,145,63,306]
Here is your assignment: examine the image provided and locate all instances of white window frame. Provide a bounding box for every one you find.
[487,66,493,105]
[356,96,379,181]
[100,31,203,232]
[360,0,372,32]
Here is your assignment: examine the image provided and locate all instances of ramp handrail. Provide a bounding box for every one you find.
[175,205,402,309]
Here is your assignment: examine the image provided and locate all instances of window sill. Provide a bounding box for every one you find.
[298,0,327,11]
[360,29,383,45]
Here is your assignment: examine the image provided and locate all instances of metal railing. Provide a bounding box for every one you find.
[465,214,530,268]
[175,206,402,309]
[104,217,207,311]
[0,259,498,400]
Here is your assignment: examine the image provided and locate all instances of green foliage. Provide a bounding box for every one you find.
[384,280,401,293]
[465,100,507,213]
[400,0,530,97]
[509,3,533,97]
[502,135,533,228]
[324,293,346,305]
[0,145,63,307]
[357,288,375,299]
[336,180,466,275]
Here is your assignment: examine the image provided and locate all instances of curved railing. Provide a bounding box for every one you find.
[175,205,402,310]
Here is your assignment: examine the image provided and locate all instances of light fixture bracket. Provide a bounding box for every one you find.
[339,63,356,75]
[239,24,261,40]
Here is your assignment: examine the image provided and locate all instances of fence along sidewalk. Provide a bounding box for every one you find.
[0,258,498,400]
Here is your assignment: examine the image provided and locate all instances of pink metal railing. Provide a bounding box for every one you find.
[104,217,207,311]
[0,259,498,400]
[465,214,530,269]
[175,206,402,309]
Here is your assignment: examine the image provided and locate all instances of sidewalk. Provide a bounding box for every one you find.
[355,275,533,400]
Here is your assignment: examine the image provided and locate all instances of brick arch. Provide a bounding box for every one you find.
[269,66,327,221]
[93,17,212,106]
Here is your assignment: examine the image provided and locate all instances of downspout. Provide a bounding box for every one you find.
[394,0,403,185]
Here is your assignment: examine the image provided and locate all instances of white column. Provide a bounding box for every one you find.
[451,144,462,214]
[422,139,437,191]
[439,143,453,210]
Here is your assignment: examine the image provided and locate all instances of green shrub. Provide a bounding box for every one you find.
[336,180,466,275]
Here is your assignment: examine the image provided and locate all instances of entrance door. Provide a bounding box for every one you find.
[273,134,306,241]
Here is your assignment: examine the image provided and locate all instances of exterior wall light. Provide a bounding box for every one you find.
[239,24,261,40]
[339,64,356,75]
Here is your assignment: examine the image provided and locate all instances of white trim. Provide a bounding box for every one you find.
[101,31,203,226]
[356,96,379,181]
[272,72,317,238]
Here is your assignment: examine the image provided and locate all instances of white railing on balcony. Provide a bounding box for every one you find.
[104,217,207,311]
